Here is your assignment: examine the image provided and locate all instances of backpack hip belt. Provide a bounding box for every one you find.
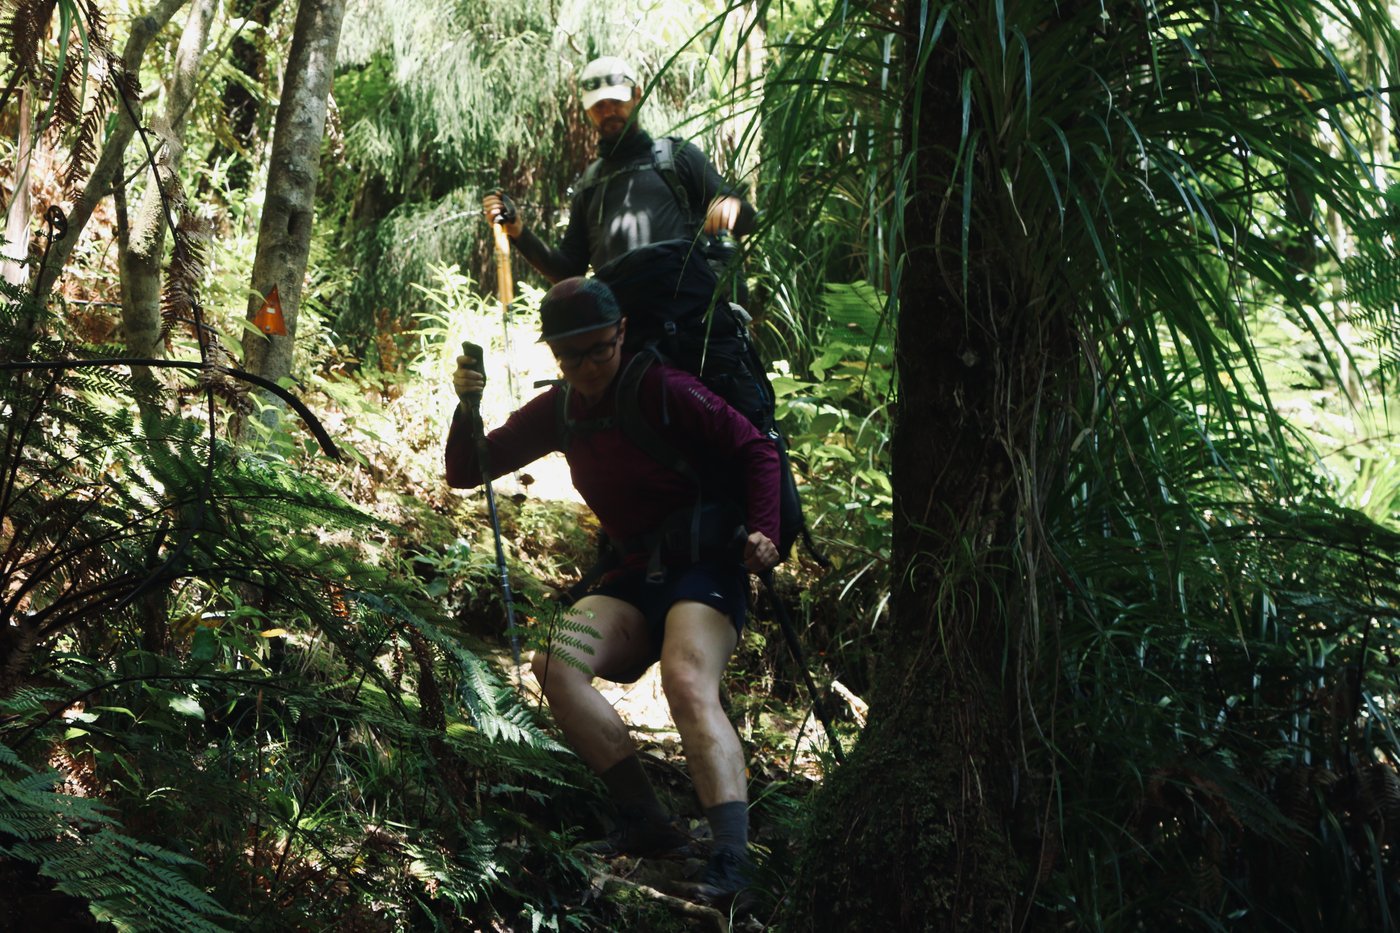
[609,501,747,584]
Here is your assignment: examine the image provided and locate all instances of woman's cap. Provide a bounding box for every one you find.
[538,277,622,342]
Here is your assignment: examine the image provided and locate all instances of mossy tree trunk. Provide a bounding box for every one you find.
[117,0,218,373]
[238,0,345,411]
[785,8,1073,929]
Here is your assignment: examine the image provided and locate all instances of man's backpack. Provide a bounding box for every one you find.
[576,136,694,226]
[576,137,747,304]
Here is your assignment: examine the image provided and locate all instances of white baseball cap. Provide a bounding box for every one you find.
[579,56,638,109]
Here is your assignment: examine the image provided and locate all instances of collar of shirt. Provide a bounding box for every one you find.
[598,127,653,163]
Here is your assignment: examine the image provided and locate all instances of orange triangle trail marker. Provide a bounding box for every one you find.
[253,285,288,336]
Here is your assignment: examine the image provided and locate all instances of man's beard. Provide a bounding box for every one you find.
[598,117,633,142]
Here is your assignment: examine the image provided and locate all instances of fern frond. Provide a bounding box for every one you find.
[8,829,241,932]
[61,46,127,199]
[403,823,499,909]
[46,53,82,130]
[0,686,67,720]
[346,589,565,752]
[160,207,207,343]
[3,0,54,87]
[0,748,116,836]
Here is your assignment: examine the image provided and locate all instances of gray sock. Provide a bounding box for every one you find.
[600,755,669,825]
[706,800,748,852]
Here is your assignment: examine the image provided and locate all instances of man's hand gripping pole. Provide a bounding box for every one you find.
[459,341,522,671]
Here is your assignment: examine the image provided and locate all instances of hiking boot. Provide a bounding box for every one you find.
[577,817,702,859]
[684,845,754,911]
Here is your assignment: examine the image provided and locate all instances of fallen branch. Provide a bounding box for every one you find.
[595,872,729,932]
[831,679,868,726]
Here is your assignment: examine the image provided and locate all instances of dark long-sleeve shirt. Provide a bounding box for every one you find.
[445,358,780,566]
[512,129,756,282]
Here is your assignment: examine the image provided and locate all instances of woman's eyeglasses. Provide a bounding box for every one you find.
[580,74,634,92]
[554,332,622,370]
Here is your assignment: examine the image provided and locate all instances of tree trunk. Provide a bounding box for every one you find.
[117,0,218,368]
[2,87,34,288]
[784,10,1052,930]
[27,0,188,308]
[238,0,346,412]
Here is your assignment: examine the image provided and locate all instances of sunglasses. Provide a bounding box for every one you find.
[580,73,635,92]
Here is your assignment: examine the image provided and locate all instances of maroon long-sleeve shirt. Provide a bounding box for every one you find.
[445,358,780,567]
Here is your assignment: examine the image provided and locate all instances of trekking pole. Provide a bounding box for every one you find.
[490,193,520,405]
[459,340,522,671]
[758,569,845,764]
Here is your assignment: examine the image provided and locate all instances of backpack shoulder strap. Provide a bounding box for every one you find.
[555,380,616,453]
[574,147,658,200]
[554,382,574,451]
[616,349,701,487]
[652,136,693,224]
[576,157,605,194]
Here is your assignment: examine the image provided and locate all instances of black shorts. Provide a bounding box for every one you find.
[593,559,749,646]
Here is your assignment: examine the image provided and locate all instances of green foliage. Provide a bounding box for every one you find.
[0,289,603,927]
[407,260,546,426]
[772,280,893,666]
[749,0,903,374]
[754,0,1400,928]
[325,0,769,343]
[1045,357,1400,928]
[882,0,1400,927]
[1341,187,1400,390]
[0,730,242,931]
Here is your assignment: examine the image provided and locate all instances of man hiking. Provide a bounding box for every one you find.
[445,276,779,907]
[481,55,756,281]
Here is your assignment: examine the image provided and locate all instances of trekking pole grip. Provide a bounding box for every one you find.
[493,190,517,226]
[459,341,486,423]
[460,341,486,381]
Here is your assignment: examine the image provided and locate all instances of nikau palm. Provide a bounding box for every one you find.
[770,1,1400,929]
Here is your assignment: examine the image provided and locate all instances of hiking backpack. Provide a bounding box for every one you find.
[576,136,695,226]
[573,244,816,569]
[555,349,751,585]
[571,138,815,567]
